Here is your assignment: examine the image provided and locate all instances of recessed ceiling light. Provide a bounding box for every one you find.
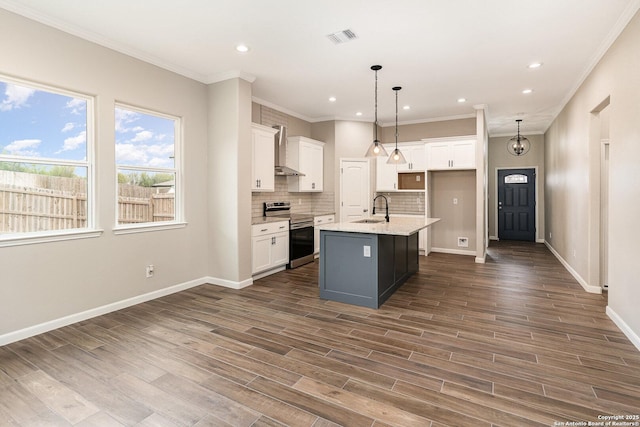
[457,98,466,103]
[403,105,410,110]
[356,112,363,116]
[528,62,542,69]
[236,44,250,53]
[329,96,337,102]
[522,89,533,94]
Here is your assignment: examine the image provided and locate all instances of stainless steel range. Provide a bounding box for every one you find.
[264,202,314,269]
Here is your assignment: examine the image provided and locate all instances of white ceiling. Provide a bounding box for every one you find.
[1,0,638,136]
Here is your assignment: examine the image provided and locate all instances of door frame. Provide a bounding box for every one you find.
[339,158,371,223]
[494,166,541,242]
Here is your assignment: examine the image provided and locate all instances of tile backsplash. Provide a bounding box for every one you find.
[374,191,425,215]
[252,176,335,217]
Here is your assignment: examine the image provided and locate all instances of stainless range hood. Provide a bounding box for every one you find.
[273,125,305,176]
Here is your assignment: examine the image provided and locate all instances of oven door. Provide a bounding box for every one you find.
[288,223,314,268]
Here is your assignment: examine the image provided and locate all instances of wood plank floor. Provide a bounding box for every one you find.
[1,241,639,426]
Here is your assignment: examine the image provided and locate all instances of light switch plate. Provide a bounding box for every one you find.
[363,245,371,257]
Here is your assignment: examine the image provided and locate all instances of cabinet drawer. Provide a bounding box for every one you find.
[252,221,289,237]
[314,214,335,226]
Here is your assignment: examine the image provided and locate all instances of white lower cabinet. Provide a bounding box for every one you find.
[314,214,335,255]
[252,221,289,275]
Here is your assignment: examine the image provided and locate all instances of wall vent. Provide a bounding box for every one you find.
[326,29,358,44]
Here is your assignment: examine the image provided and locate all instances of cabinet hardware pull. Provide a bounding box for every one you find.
[261,228,268,232]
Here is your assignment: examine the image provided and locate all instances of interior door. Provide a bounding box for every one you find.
[340,159,370,223]
[498,168,536,241]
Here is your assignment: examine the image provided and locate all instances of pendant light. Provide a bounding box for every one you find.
[387,86,407,164]
[364,65,388,157]
[507,119,531,156]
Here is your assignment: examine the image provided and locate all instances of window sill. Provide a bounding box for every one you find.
[0,229,104,248]
[113,222,187,235]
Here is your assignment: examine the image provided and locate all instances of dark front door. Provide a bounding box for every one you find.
[498,168,536,241]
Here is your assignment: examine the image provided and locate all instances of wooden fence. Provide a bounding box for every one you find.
[118,193,175,224]
[0,172,175,233]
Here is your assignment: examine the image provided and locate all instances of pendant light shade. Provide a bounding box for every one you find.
[387,86,407,164]
[507,119,531,156]
[364,65,388,157]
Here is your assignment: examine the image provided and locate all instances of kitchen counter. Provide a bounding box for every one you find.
[317,217,439,309]
[251,216,290,225]
[316,216,439,236]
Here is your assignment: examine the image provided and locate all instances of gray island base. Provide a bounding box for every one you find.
[317,217,439,309]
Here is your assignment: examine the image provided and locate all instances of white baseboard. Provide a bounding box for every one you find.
[536,238,545,243]
[431,247,476,257]
[489,235,498,241]
[475,255,486,264]
[251,265,287,280]
[606,306,640,352]
[544,241,602,294]
[0,274,253,346]
[204,275,253,289]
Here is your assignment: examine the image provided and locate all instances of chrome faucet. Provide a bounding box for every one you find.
[372,195,390,222]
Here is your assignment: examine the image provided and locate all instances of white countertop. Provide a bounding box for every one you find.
[316,217,440,236]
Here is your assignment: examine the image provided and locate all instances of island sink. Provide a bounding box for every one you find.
[352,218,386,224]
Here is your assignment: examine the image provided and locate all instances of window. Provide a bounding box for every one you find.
[504,174,528,184]
[0,77,95,243]
[115,105,181,230]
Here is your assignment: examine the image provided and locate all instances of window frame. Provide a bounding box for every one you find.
[0,75,100,247]
[113,102,184,234]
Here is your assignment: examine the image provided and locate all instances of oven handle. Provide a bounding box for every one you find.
[290,223,313,230]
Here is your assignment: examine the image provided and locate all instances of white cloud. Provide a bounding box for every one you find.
[131,130,153,143]
[115,108,140,133]
[61,122,75,132]
[65,98,86,115]
[115,142,174,167]
[0,84,36,112]
[58,131,86,152]
[3,138,41,156]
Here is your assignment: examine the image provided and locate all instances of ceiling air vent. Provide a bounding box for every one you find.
[326,29,358,44]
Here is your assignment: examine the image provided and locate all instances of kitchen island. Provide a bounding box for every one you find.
[316,217,440,308]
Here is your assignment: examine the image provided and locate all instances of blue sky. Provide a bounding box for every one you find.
[0,80,175,169]
[0,81,87,162]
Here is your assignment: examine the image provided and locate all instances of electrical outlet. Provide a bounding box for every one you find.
[457,237,468,248]
[146,264,154,278]
[363,245,371,257]
[453,198,458,205]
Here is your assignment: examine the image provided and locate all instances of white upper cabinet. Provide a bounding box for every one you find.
[376,145,398,191]
[396,143,426,172]
[251,123,277,192]
[425,138,476,170]
[287,136,324,192]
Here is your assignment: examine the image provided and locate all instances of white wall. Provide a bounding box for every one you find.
[545,10,640,345]
[0,9,210,338]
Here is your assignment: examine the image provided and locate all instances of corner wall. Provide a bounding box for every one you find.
[0,9,210,339]
[545,10,640,346]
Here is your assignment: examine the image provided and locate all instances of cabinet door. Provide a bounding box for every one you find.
[397,144,426,172]
[252,234,273,274]
[451,140,476,169]
[426,143,451,170]
[408,144,426,171]
[251,127,275,191]
[376,154,398,191]
[271,231,289,267]
[299,141,323,191]
[314,215,334,254]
